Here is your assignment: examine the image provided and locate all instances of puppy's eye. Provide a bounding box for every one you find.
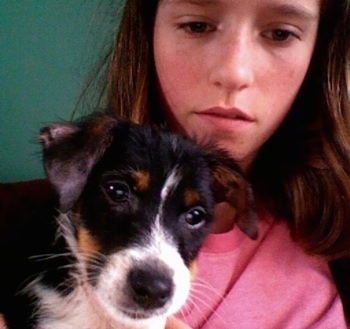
[183,206,207,229]
[104,181,129,202]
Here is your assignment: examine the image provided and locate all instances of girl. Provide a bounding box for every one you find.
[92,0,350,327]
[1,0,349,328]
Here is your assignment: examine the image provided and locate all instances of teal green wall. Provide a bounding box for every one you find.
[0,1,111,182]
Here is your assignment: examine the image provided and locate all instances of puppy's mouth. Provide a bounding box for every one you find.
[120,307,163,320]
[83,280,169,323]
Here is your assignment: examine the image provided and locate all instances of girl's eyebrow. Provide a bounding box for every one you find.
[164,0,216,6]
[164,0,319,21]
[266,3,320,21]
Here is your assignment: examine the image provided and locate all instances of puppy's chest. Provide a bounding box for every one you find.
[32,283,110,329]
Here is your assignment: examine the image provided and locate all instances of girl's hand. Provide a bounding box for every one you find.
[166,316,192,329]
[0,314,7,329]
[0,313,191,329]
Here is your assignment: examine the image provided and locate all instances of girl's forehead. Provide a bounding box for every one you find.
[157,0,321,25]
[159,0,321,14]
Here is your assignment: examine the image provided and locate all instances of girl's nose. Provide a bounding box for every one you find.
[209,30,254,92]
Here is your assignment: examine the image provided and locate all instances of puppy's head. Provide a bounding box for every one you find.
[40,114,258,325]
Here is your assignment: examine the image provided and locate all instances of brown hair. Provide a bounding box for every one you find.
[86,0,350,259]
[251,0,350,258]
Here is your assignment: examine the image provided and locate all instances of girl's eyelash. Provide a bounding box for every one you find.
[177,22,216,34]
[263,29,301,43]
[176,22,301,46]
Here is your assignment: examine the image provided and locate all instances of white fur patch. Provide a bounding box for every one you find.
[160,167,180,201]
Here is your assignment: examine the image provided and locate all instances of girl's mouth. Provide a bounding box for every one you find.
[194,107,255,131]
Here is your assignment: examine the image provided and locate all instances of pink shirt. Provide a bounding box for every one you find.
[177,213,346,328]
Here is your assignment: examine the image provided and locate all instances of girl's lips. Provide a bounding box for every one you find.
[194,107,255,131]
[197,107,254,121]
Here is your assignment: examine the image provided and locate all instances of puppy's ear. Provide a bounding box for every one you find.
[40,114,117,212]
[207,151,258,240]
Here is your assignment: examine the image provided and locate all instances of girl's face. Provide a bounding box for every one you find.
[154,0,320,169]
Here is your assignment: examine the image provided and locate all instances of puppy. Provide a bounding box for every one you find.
[0,114,258,329]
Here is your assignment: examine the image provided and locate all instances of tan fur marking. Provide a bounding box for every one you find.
[85,115,116,151]
[189,260,198,279]
[89,115,116,139]
[184,189,201,208]
[212,165,242,205]
[132,170,150,192]
[78,227,101,258]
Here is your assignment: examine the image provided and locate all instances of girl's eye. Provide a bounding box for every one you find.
[263,29,300,43]
[178,22,215,34]
[272,29,296,41]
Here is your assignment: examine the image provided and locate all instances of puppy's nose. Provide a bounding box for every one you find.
[128,267,174,309]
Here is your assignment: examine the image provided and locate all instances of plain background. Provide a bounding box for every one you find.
[1,1,120,182]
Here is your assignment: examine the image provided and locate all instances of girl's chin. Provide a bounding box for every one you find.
[169,120,257,169]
